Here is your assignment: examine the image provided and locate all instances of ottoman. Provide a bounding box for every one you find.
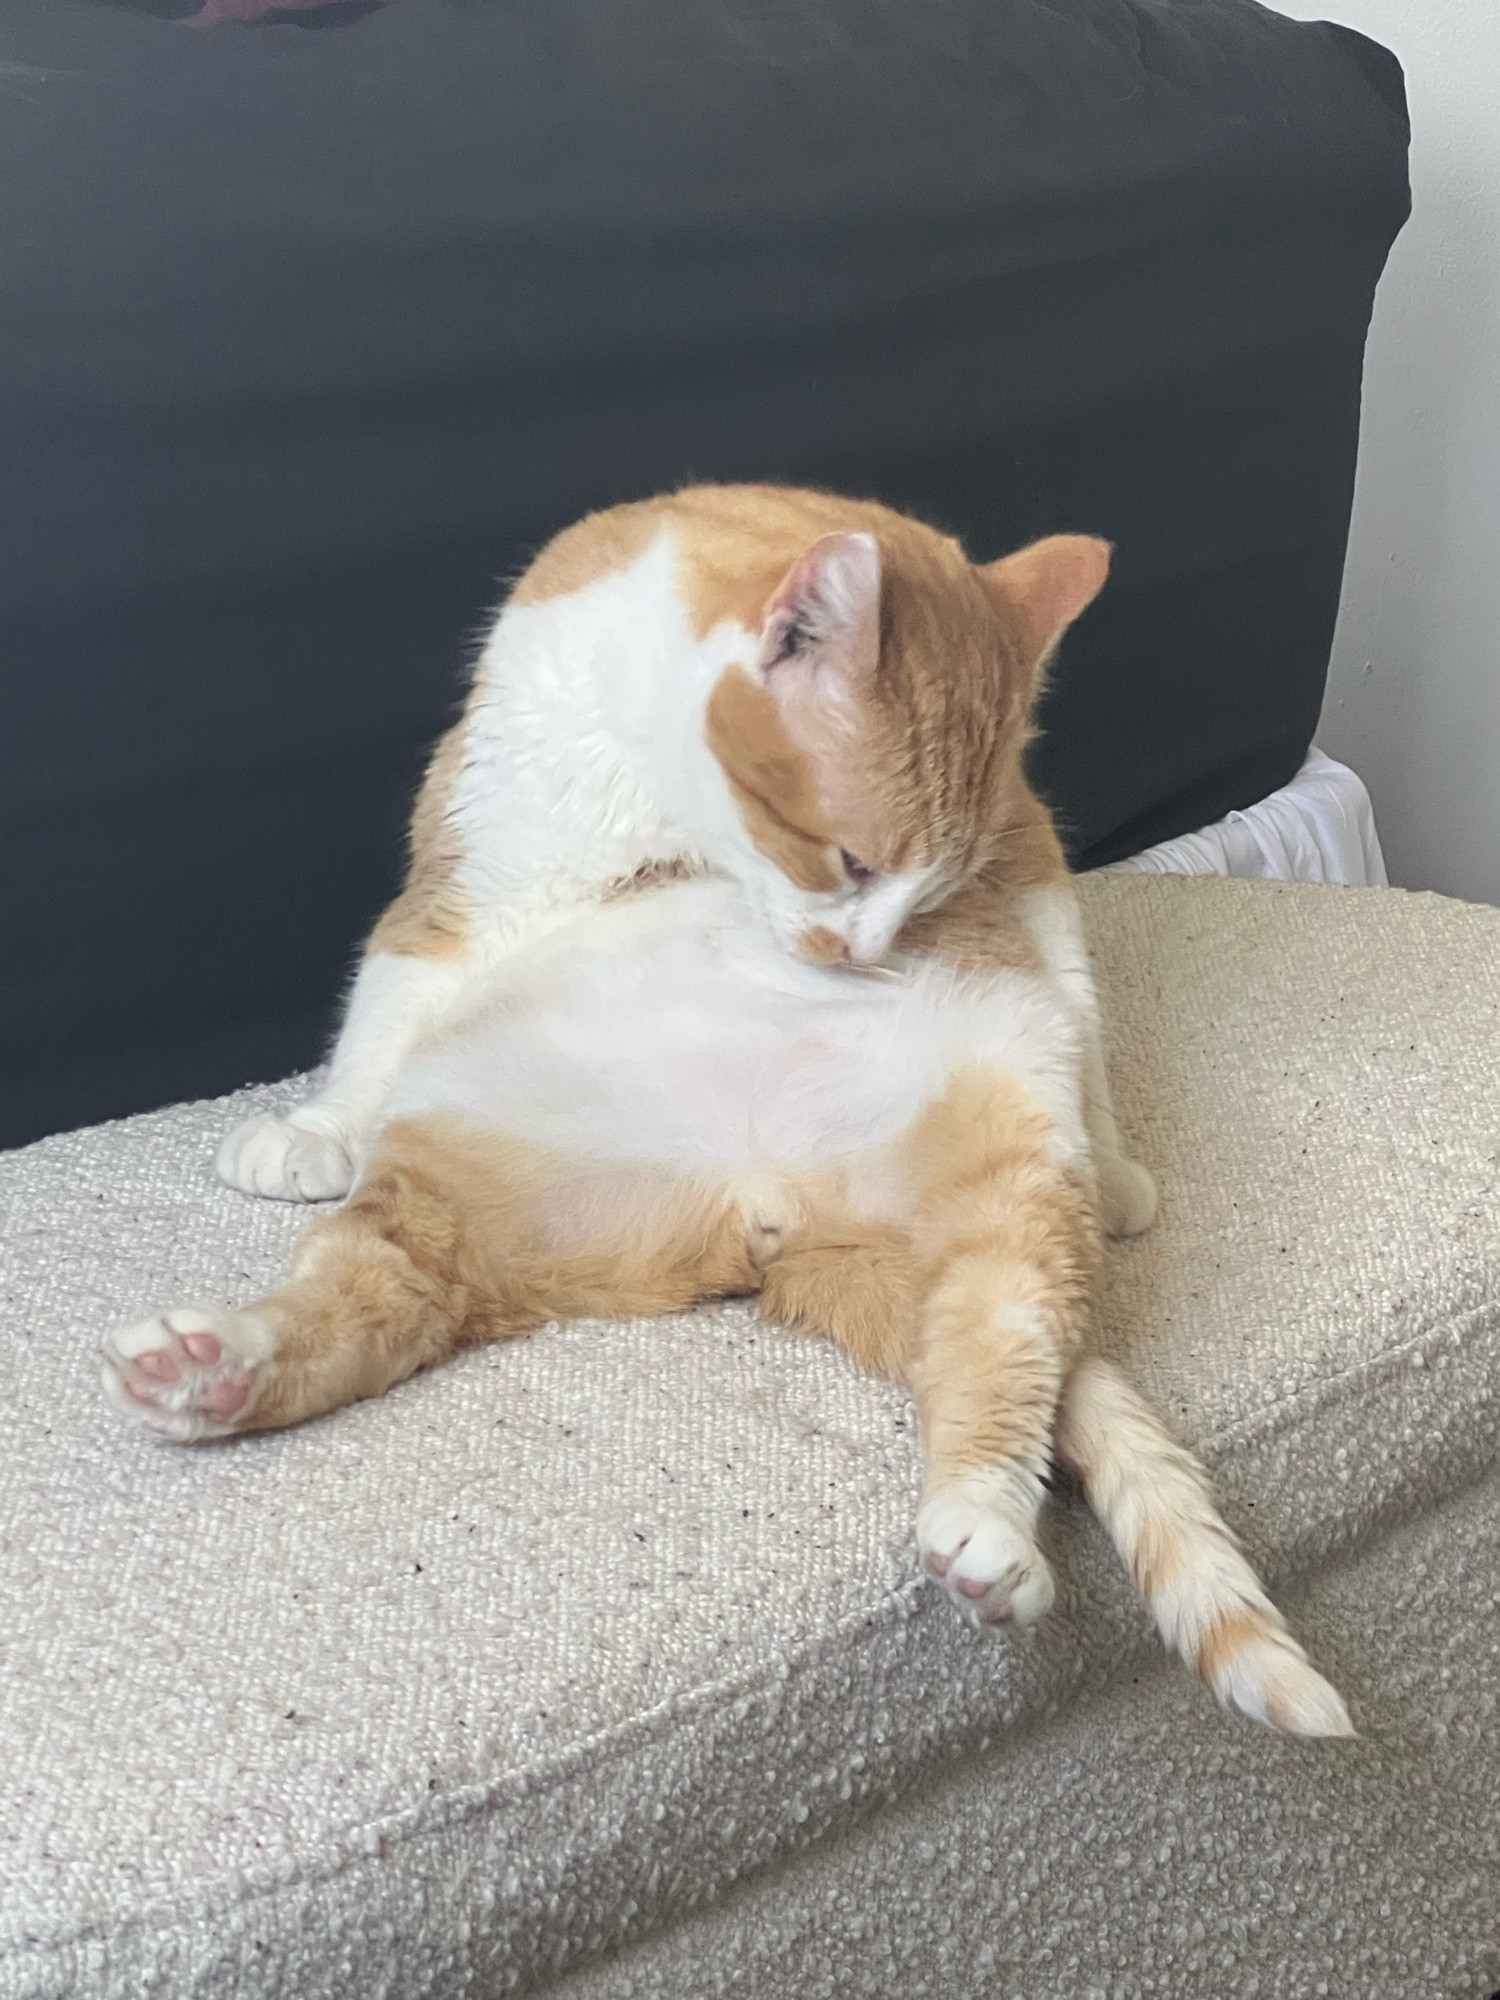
[1,877,1496,2000]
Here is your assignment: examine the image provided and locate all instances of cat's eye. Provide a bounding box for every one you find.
[840,849,876,887]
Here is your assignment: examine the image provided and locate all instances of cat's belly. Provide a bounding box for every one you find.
[384,879,1075,1178]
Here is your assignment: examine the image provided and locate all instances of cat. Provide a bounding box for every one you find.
[100,484,1350,1736]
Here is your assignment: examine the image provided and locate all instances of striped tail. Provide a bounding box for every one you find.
[1055,1356,1353,1737]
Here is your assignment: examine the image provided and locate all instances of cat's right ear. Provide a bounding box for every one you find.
[755,532,881,718]
[981,535,1111,686]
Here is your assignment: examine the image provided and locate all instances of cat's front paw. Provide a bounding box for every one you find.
[100,1306,275,1442]
[917,1488,1055,1629]
[1098,1154,1157,1238]
[216,1113,354,1203]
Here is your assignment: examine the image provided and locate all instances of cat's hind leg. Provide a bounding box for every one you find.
[761,1082,1097,1633]
[903,1071,1101,1629]
[106,1122,763,1441]
[104,1151,499,1440]
[101,1305,276,1443]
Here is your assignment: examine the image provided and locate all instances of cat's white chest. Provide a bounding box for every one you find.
[385,879,1081,1180]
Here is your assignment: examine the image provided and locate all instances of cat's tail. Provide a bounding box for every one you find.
[1055,1355,1353,1737]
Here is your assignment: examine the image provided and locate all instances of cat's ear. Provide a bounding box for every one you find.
[755,532,881,711]
[981,535,1111,682]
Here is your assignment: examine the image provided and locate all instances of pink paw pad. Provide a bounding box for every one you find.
[100,1308,272,1443]
[133,1349,180,1383]
[916,1488,1057,1631]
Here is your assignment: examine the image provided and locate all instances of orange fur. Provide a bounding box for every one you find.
[900,1070,1098,1494]
[243,1116,766,1432]
[235,1063,1095,1482]
[1054,1356,1353,1732]
[702,668,845,893]
[683,486,1075,895]
[509,500,664,609]
[214,490,1109,1484]
[368,723,473,958]
[368,487,1098,970]
[115,482,1351,1731]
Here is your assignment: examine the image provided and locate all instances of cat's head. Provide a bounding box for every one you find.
[703,518,1108,965]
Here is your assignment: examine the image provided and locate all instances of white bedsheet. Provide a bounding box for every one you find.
[1105,748,1387,886]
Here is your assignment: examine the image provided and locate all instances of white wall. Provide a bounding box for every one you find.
[1274,0,1500,906]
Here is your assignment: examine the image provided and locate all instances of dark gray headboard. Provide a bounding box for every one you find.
[0,0,1409,1143]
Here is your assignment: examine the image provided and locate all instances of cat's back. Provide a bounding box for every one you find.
[509,482,965,635]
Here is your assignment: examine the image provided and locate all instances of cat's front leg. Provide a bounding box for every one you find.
[1021,883,1157,1238]
[217,948,470,1201]
[1082,1038,1158,1238]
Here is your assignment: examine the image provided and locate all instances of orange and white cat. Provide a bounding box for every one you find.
[101,485,1350,1736]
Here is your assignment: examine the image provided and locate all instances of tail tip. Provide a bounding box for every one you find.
[1218,1637,1355,1739]
[1266,1664,1356,1740]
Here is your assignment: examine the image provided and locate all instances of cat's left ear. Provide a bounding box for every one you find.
[755,532,881,712]
[980,535,1111,685]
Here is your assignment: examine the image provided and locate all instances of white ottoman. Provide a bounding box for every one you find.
[2,878,1497,2000]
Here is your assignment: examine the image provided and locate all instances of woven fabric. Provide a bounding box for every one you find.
[1,877,1496,1997]
[556,1472,1500,2000]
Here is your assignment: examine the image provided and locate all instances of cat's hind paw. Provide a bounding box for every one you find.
[101,1306,275,1442]
[917,1488,1055,1629]
[216,1113,354,1203]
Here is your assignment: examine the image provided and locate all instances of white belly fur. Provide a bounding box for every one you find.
[383,877,1085,1181]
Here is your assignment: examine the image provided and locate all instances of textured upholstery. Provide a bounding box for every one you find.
[1,877,1496,1997]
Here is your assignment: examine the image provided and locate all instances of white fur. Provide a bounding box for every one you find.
[218,521,1095,1197]
[844,863,944,967]
[219,528,857,1189]
[917,1459,1055,1629]
[216,1115,355,1203]
[1057,1358,1353,1736]
[188,522,1349,1729]
[1021,884,1157,1236]
[449,533,736,917]
[101,1306,275,1444]
[384,874,1079,1192]
[218,953,479,1200]
[219,531,1082,1193]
